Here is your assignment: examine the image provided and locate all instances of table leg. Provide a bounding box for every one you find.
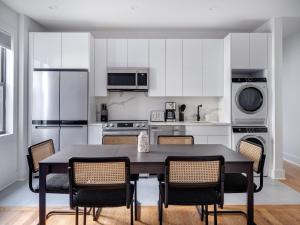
[39,165,48,225]
[247,164,255,225]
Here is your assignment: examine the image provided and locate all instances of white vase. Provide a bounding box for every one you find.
[138,131,150,153]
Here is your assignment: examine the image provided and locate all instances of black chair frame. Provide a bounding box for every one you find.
[204,140,266,218]
[68,157,134,225]
[159,156,225,225]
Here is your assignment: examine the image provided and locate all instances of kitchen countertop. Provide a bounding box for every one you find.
[89,121,231,126]
[149,121,231,126]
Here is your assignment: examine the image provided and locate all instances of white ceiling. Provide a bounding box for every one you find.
[2,0,300,31]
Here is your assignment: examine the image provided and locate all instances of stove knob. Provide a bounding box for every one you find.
[141,123,146,127]
[109,123,114,127]
[104,123,108,127]
[135,123,140,127]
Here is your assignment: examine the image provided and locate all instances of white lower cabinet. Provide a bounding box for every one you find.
[88,125,102,145]
[207,135,230,148]
[186,125,231,148]
[193,136,207,144]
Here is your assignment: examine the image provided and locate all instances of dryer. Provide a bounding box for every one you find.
[232,77,268,125]
[232,126,269,176]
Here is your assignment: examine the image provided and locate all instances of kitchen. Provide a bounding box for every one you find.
[0,1,300,225]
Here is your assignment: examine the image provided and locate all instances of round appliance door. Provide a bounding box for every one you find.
[236,85,264,114]
[236,135,265,153]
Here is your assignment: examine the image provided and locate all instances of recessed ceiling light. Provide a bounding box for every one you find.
[48,5,58,10]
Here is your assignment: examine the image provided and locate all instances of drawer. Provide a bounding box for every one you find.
[193,136,208,144]
[207,135,230,148]
[186,125,230,136]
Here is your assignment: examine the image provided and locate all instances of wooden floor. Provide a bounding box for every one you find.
[0,161,299,225]
[1,205,300,225]
[280,160,300,192]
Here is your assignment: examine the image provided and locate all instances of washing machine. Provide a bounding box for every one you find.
[232,77,268,125]
[232,126,269,176]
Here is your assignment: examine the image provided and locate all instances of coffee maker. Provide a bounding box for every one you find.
[165,102,176,122]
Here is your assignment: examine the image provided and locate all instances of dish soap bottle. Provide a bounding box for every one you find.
[138,131,150,153]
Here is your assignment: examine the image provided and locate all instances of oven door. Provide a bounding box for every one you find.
[107,72,137,90]
[102,129,148,144]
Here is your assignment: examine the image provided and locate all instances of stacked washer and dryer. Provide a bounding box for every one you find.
[231,73,269,175]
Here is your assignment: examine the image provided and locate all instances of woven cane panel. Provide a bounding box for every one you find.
[239,141,262,172]
[31,141,54,171]
[74,162,126,185]
[103,136,138,145]
[158,136,193,145]
[169,161,220,184]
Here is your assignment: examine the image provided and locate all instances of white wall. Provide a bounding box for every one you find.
[0,1,19,190]
[282,29,300,165]
[95,93,220,122]
[255,18,285,179]
[18,15,45,180]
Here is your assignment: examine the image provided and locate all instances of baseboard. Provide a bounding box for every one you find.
[0,179,17,192]
[283,152,300,166]
[271,169,285,179]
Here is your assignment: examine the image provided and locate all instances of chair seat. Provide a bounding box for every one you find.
[224,173,257,193]
[159,183,221,205]
[131,174,139,181]
[33,173,69,193]
[73,184,134,207]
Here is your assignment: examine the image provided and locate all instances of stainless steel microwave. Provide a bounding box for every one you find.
[107,68,149,91]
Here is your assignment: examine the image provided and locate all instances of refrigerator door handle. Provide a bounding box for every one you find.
[35,126,60,129]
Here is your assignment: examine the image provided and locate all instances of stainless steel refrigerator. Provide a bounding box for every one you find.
[31,69,88,151]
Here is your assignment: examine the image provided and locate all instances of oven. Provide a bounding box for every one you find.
[102,120,149,144]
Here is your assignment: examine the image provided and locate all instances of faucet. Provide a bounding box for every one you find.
[197,104,202,121]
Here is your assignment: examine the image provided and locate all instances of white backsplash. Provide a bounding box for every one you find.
[95,92,221,122]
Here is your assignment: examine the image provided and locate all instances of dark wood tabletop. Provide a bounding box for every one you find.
[40,144,252,165]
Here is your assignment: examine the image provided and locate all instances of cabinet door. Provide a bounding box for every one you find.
[203,39,224,96]
[166,39,183,96]
[107,39,127,67]
[128,39,149,67]
[193,136,207,144]
[250,33,268,69]
[148,39,166,96]
[61,33,90,69]
[60,126,88,150]
[95,39,107,96]
[207,136,230,148]
[231,33,250,69]
[88,125,102,145]
[182,39,202,96]
[33,32,61,68]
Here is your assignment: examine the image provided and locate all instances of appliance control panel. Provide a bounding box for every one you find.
[103,120,148,130]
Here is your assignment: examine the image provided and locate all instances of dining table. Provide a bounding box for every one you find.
[38,144,255,225]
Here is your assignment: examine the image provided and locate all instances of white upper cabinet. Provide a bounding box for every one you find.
[166,39,183,96]
[33,32,62,68]
[249,33,268,69]
[182,39,203,96]
[94,39,107,97]
[128,39,149,67]
[203,39,224,96]
[148,39,166,96]
[230,33,268,69]
[107,39,128,67]
[231,33,250,69]
[61,33,90,69]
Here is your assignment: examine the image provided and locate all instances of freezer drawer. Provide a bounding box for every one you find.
[60,71,88,121]
[32,71,60,121]
[31,125,60,151]
[60,126,88,150]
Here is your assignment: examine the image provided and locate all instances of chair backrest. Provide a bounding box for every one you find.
[165,156,224,187]
[102,135,138,145]
[158,135,194,145]
[68,157,131,207]
[239,140,264,173]
[28,139,55,173]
